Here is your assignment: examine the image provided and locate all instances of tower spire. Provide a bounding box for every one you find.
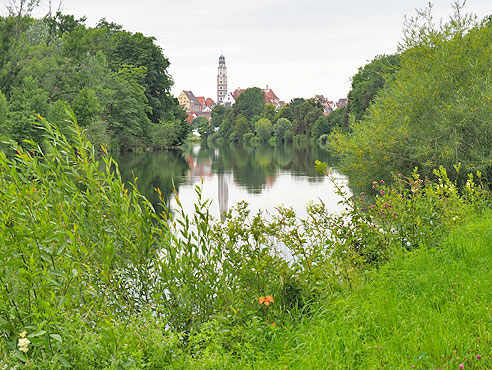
[217,54,227,105]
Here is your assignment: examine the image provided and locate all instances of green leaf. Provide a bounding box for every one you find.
[50,334,63,342]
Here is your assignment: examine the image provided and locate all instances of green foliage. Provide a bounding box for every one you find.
[311,106,345,138]
[242,131,255,143]
[233,114,250,139]
[0,11,185,151]
[232,87,265,122]
[105,31,174,123]
[183,212,492,369]
[332,5,492,187]
[273,117,293,142]
[261,103,277,122]
[71,87,101,126]
[196,117,213,141]
[255,117,273,142]
[292,98,323,136]
[347,54,400,123]
[0,119,488,368]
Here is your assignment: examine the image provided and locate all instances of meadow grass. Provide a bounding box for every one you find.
[176,212,492,369]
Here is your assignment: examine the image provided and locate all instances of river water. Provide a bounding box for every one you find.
[116,142,350,219]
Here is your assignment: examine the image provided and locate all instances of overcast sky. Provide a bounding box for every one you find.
[29,1,492,102]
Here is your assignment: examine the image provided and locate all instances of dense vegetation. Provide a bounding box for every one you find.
[331,4,492,187]
[0,116,489,368]
[0,6,188,152]
[202,88,342,145]
[1,2,491,369]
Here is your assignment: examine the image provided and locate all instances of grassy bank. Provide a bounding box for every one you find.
[0,119,490,369]
[174,212,492,369]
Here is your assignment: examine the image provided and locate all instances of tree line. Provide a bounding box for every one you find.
[194,87,347,145]
[0,7,188,152]
[331,4,492,187]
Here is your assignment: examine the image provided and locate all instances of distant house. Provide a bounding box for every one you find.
[263,86,280,106]
[178,90,202,113]
[205,98,216,109]
[222,92,235,108]
[313,95,347,115]
[196,96,206,108]
[337,98,348,108]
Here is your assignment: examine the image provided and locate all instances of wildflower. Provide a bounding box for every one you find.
[271,322,275,326]
[360,192,365,196]
[459,364,464,370]
[380,180,385,184]
[380,190,385,195]
[476,354,481,360]
[259,296,274,307]
[18,331,30,353]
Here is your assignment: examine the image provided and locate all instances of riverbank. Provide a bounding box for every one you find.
[168,211,492,369]
[0,120,490,369]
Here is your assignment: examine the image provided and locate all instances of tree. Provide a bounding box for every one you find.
[347,54,400,123]
[210,105,227,129]
[273,117,293,142]
[311,106,345,138]
[261,103,277,123]
[45,11,87,38]
[232,87,265,122]
[105,31,175,123]
[332,4,492,186]
[292,98,323,136]
[106,65,152,150]
[197,118,212,141]
[233,114,250,140]
[255,118,273,142]
[191,116,208,129]
[7,76,49,146]
[72,87,101,126]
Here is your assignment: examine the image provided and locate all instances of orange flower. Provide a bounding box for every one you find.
[259,296,274,307]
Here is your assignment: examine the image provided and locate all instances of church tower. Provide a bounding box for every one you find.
[217,55,227,105]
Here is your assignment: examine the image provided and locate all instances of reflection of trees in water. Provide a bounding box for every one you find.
[115,142,340,209]
[116,150,189,211]
[210,142,334,193]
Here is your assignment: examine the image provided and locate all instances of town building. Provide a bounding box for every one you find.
[178,90,202,113]
[222,92,235,108]
[217,55,228,105]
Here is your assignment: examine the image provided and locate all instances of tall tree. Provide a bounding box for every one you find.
[232,87,265,122]
[105,31,174,123]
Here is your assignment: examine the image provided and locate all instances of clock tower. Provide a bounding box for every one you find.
[217,55,227,105]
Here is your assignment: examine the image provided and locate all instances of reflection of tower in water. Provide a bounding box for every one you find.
[218,174,229,219]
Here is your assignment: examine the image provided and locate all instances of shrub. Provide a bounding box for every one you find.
[243,132,255,143]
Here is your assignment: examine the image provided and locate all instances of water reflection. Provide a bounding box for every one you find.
[116,142,346,218]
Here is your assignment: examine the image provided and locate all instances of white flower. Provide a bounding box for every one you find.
[18,337,30,353]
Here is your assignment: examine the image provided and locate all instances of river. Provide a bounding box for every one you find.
[116,142,350,220]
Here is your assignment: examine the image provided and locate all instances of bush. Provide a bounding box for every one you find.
[229,132,239,142]
[243,132,255,143]
[318,133,330,146]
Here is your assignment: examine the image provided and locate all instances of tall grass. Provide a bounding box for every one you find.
[0,116,489,369]
[186,213,492,369]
